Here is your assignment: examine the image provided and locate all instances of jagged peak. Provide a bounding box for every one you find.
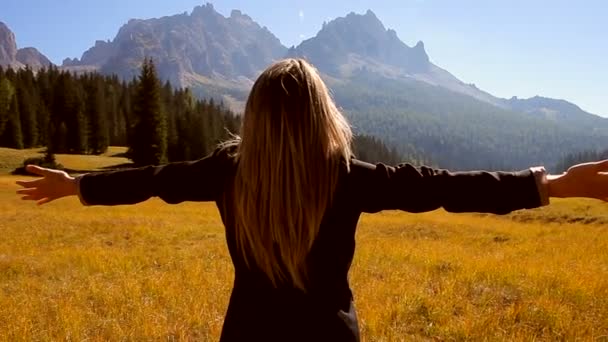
[230,9,255,24]
[365,9,378,18]
[17,47,38,52]
[94,40,111,46]
[323,9,387,36]
[191,2,216,17]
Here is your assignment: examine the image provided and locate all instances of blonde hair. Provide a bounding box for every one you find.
[229,58,352,290]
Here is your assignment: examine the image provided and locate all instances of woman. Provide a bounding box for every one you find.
[16,59,608,341]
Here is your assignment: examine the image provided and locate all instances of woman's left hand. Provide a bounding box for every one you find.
[548,160,608,201]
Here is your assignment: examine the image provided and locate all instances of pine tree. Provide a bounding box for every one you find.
[17,85,38,148]
[50,72,88,154]
[0,95,24,149]
[87,78,109,154]
[0,78,15,137]
[35,67,52,147]
[128,58,167,165]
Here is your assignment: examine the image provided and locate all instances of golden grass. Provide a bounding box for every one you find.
[1,154,608,340]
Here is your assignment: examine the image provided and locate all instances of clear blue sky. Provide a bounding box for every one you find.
[2,0,607,116]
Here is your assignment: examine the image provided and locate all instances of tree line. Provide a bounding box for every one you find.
[0,60,406,167]
[0,60,239,165]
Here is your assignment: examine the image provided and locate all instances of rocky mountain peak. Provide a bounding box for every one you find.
[16,47,53,69]
[0,22,19,67]
[290,10,430,75]
[191,3,219,19]
[63,4,287,87]
[0,21,53,70]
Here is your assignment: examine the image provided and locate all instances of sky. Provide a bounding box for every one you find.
[2,0,607,116]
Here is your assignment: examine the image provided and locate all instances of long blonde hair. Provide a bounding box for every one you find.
[230,58,352,290]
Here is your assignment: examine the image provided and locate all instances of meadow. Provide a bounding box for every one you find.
[1,148,607,341]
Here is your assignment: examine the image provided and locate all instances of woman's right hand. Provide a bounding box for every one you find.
[15,165,78,205]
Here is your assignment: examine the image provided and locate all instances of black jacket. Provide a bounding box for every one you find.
[78,147,544,341]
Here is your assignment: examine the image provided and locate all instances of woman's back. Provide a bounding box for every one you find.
[80,144,539,341]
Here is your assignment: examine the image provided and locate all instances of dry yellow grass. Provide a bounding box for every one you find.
[1,151,608,341]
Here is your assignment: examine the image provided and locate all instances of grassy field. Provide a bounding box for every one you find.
[1,148,608,341]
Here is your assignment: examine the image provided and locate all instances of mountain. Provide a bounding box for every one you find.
[289,10,430,75]
[49,5,608,169]
[63,3,286,107]
[0,22,53,70]
[0,22,22,68]
[288,10,504,107]
[287,10,608,170]
[16,47,53,69]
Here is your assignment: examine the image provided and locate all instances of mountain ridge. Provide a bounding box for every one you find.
[53,5,604,120]
[62,3,286,90]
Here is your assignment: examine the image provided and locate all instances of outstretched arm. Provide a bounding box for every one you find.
[352,159,608,214]
[16,148,231,206]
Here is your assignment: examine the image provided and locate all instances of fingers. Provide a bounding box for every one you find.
[37,197,54,206]
[25,164,53,176]
[20,194,43,201]
[16,188,37,195]
[15,179,43,188]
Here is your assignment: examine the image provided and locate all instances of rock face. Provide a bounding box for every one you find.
[0,21,53,70]
[64,3,287,88]
[0,22,22,68]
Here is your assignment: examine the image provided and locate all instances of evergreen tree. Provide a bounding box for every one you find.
[50,72,87,153]
[0,78,15,137]
[35,67,53,147]
[128,58,167,165]
[0,95,24,149]
[87,77,109,154]
[17,85,38,148]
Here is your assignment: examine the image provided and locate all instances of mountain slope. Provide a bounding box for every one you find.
[504,96,606,131]
[330,70,607,170]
